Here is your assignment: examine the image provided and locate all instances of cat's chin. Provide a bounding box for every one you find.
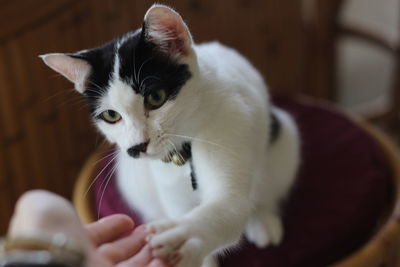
[118,147,164,161]
[137,149,167,161]
[140,153,164,160]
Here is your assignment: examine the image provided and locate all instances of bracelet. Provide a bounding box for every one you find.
[0,233,86,267]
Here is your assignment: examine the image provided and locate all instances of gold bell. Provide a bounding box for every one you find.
[162,153,173,163]
[172,153,186,166]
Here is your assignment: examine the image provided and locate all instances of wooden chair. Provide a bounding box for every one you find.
[327,105,400,267]
[301,3,400,264]
[302,0,400,144]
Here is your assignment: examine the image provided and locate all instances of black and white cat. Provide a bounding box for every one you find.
[41,4,299,267]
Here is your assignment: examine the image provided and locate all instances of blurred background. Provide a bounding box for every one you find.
[0,0,398,234]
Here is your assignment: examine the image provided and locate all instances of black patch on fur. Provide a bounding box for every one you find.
[181,142,197,191]
[70,40,116,114]
[269,110,281,144]
[71,26,192,115]
[190,161,198,191]
[118,27,192,100]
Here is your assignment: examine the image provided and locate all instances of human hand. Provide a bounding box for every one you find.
[86,214,168,267]
[7,190,168,267]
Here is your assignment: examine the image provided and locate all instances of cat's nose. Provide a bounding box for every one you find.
[127,141,149,158]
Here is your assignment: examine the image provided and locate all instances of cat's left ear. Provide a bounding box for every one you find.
[143,4,193,59]
[40,53,92,94]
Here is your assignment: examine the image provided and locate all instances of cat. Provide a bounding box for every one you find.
[41,4,300,267]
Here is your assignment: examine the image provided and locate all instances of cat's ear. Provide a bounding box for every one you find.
[40,53,92,94]
[143,4,193,58]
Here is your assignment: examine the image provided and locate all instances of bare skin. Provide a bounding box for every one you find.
[7,190,168,267]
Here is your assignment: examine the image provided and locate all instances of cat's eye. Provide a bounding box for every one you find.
[145,89,167,109]
[100,110,122,124]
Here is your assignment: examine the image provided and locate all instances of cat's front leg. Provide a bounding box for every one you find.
[147,144,253,267]
[146,218,208,267]
[147,196,249,267]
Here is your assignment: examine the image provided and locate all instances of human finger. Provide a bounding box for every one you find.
[85,214,134,246]
[98,224,147,264]
[148,258,170,267]
[116,244,153,267]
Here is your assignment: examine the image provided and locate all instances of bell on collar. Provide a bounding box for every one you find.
[162,153,173,163]
[172,153,186,166]
[162,151,187,166]
[161,142,191,166]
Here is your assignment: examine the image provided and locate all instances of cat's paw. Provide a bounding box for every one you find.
[245,214,283,248]
[146,219,206,267]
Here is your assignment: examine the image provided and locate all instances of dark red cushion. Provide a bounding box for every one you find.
[93,96,391,267]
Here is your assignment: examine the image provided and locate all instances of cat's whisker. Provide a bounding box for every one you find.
[84,151,119,197]
[67,98,89,105]
[164,138,173,151]
[54,94,84,104]
[137,56,155,84]
[84,91,105,100]
[39,89,77,104]
[57,98,88,108]
[133,51,139,86]
[38,82,102,134]
[83,92,103,98]
[77,105,91,112]
[167,139,178,154]
[98,159,115,194]
[96,152,118,198]
[166,139,186,163]
[139,75,161,93]
[164,133,236,156]
[94,136,108,149]
[97,160,119,220]
[165,139,176,157]
[154,135,165,147]
[88,81,107,95]
[71,103,92,112]
[83,87,103,94]
[161,141,172,158]
[92,149,119,166]
[164,133,251,175]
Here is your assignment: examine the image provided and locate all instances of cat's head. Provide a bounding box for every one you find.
[41,5,200,159]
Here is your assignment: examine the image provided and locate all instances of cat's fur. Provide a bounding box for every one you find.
[41,4,300,267]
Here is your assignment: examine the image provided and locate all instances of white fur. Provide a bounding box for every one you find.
[112,41,299,267]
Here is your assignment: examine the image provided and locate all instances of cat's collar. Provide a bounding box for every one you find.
[162,142,191,166]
